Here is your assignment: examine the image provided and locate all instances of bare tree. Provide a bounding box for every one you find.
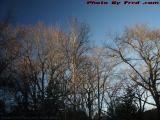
[63,18,90,111]
[105,25,160,113]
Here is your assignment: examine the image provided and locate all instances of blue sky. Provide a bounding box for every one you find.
[1,0,160,44]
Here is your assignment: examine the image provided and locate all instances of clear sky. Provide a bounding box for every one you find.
[1,0,160,44]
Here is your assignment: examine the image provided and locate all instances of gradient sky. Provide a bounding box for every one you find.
[1,0,160,44]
